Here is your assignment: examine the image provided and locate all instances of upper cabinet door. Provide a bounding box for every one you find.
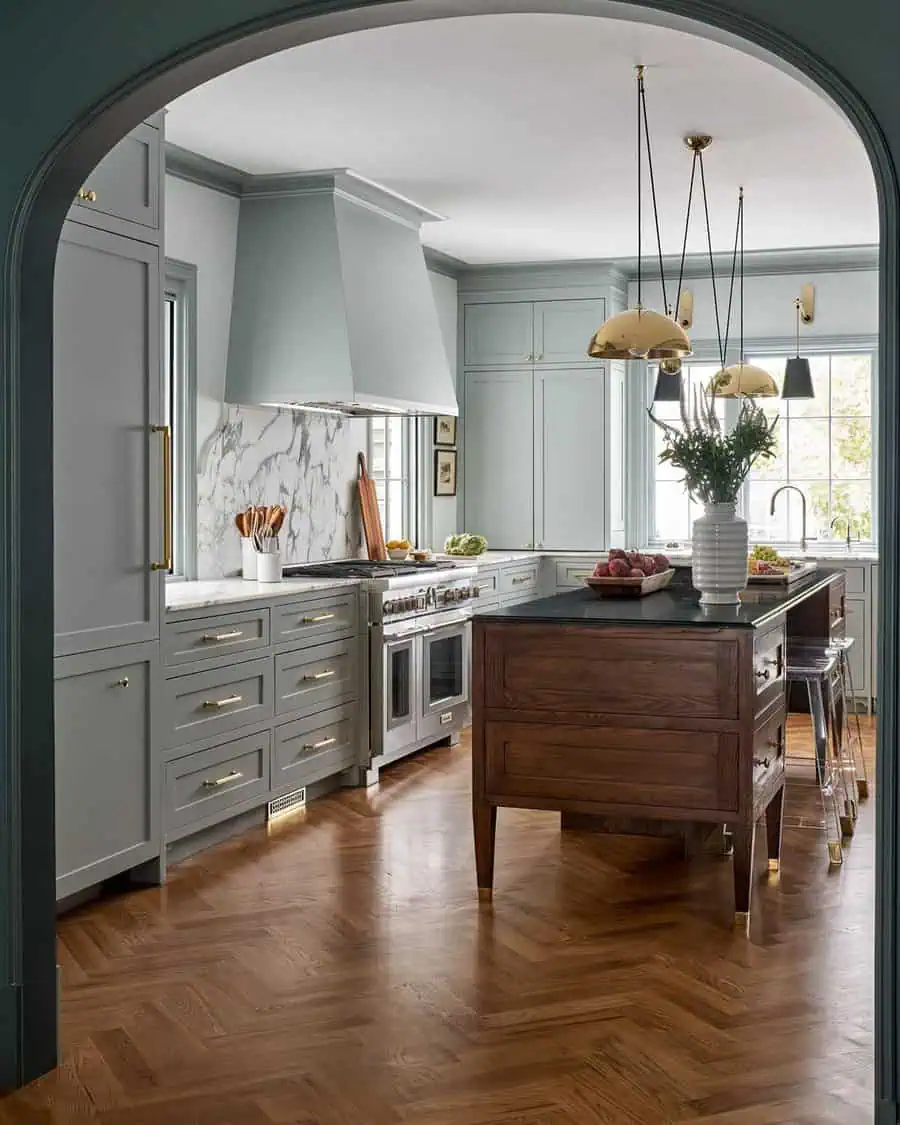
[534,367,607,550]
[463,302,534,367]
[70,121,161,239]
[533,298,607,365]
[54,223,162,656]
[464,369,534,549]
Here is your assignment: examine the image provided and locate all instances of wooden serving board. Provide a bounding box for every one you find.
[357,452,387,561]
[583,568,675,599]
[746,561,817,586]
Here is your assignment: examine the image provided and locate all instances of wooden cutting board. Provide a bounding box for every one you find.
[357,452,387,561]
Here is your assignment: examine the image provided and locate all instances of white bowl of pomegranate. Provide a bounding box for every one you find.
[583,550,675,598]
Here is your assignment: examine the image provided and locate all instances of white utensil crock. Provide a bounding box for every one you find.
[241,538,258,580]
[256,550,282,583]
[691,502,748,606]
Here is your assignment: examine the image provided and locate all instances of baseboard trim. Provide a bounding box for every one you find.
[0,983,20,1092]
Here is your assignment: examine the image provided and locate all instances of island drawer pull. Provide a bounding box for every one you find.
[302,613,335,624]
[755,668,771,681]
[202,694,243,709]
[302,669,336,682]
[202,769,243,788]
[202,629,244,642]
[753,756,771,769]
[303,736,336,751]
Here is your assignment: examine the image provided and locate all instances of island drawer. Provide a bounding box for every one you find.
[484,720,739,814]
[273,591,359,649]
[830,579,847,630]
[165,658,274,748]
[752,709,785,797]
[753,624,786,715]
[275,638,358,717]
[483,625,739,719]
[164,729,271,841]
[163,608,270,669]
[499,562,541,598]
[273,704,357,792]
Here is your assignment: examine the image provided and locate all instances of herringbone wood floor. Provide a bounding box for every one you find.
[1,718,875,1124]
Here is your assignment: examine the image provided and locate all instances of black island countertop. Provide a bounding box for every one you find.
[474,565,842,630]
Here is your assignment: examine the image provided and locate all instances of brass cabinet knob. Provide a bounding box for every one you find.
[76,187,97,203]
[114,677,129,688]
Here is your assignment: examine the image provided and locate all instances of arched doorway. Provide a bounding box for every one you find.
[2,1,897,1118]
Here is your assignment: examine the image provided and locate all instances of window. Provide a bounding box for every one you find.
[650,362,725,544]
[368,417,411,544]
[745,353,874,544]
[163,260,198,578]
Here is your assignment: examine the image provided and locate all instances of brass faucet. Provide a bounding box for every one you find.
[769,485,809,552]
[831,515,856,549]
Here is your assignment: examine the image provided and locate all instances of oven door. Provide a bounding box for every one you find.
[419,618,471,741]
[379,629,420,758]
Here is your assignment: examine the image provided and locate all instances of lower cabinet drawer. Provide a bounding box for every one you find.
[499,562,540,597]
[273,591,359,648]
[554,559,597,589]
[276,638,357,717]
[753,710,785,802]
[273,705,357,792]
[472,567,500,601]
[165,730,271,840]
[163,608,269,669]
[166,657,274,747]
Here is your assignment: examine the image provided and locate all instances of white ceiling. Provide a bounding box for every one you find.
[165,13,878,265]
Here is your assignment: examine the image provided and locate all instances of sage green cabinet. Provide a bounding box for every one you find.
[463,302,534,367]
[463,298,605,367]
[55,642,160,900]
[53,222,163,656]
[534,366,606,549]
[463,368,534,548]
[71,120,161,239]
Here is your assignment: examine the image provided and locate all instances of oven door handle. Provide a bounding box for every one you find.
[384,625,429,641]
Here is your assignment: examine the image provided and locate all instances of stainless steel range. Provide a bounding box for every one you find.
[283,559,478,782]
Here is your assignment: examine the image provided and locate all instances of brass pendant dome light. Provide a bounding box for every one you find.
[588,66,692,361]
[711,188,779,398]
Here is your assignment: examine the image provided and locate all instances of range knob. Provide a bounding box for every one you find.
[404,597,415,611]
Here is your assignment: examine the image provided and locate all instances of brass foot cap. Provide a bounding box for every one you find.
[828,841,843,865]
[858,781,869,799]
[768,859,780,872]
[734,911,750,929]
[477,888,493,903]
[840,816,855,838]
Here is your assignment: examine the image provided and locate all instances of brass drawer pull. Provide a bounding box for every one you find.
[511,576,533,585]
[755,668,771,681]
[202,769,243,789]
[302,669,335,682]
[76,187,98,203]
[573,572,591,580]
[302,613,335,624]
[202,694,243,709]
[202,630,244,643]
[303,736,337,751]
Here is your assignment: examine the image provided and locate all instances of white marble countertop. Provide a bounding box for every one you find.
[433,551,542,567]
[166,576,361,613]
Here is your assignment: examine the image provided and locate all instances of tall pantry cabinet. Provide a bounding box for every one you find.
[460,288,625,550]
[52,114,166,899]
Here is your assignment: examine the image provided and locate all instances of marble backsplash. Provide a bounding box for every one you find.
[196,400,364,579]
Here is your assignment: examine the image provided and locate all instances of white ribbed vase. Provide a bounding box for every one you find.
[691,502,748,606]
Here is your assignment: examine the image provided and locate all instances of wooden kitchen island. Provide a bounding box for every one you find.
[471,566,845,924]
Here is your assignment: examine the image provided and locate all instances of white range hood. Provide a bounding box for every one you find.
[225,169,457,418]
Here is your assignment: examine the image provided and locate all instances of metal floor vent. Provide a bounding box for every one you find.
[268,787,307,820]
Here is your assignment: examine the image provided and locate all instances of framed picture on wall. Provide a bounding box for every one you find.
[434,415,457,446]
[434,448,458,496]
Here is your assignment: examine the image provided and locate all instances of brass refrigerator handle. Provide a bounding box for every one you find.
[151,424,172,571]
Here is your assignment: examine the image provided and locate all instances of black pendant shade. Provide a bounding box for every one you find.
[653,367,684,402]
[782,356,815,399]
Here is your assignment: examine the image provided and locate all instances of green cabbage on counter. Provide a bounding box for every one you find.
[444,533,488,557]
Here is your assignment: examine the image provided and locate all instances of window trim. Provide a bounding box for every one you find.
[164,258,198,580]
[367,416,415,546]
[642,337,878,550]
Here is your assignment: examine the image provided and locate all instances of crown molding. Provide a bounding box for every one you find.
[164,142,246,197]
[616,244,878,280]
[423,247,466,278]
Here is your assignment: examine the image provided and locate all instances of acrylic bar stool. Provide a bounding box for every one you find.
[827,635,869,801]
[784,644,853,866]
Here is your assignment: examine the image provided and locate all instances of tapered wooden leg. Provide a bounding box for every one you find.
[765,786,785,875]
[473,800,497,902]
[731,823,756,926]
